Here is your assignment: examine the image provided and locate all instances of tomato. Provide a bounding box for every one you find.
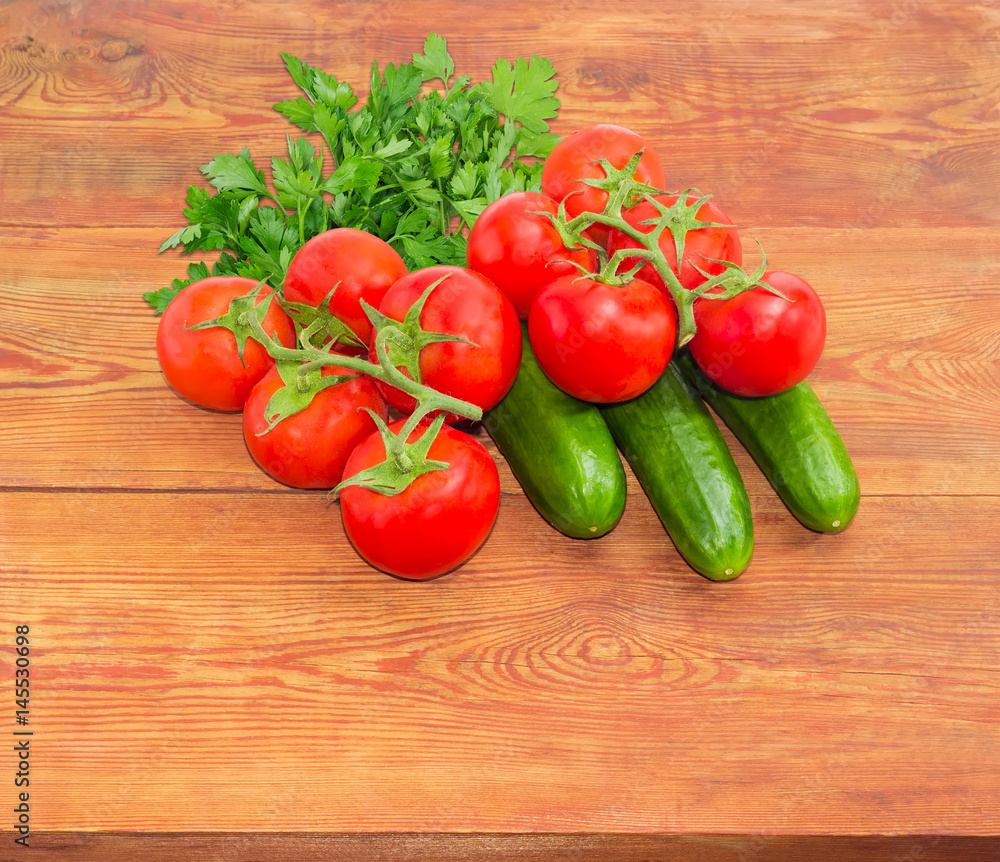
[607,193,742,293]
[465,191,597,318]
[156,276,295,412]
[528,274,676,403]
[541,123,666,245]
[339,418,501,579]
[242,363,388,489]
[689,271,827,397]
[369,265,522,419]
[284,227,408,346]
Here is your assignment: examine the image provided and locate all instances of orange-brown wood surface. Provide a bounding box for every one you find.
[2,1,1000,859]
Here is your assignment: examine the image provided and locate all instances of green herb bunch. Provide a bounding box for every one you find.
[145,34,560,314]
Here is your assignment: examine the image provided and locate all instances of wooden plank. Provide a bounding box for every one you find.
[1,2,999,228]
[4,226,1000,364]
[0,358,997,498]
[2,492,998,833]
[14,833,1000,862]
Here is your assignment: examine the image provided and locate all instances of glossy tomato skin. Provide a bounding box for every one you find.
[606,193,742,293]
[242,364,388,489]
[284,227,408,345]
[156,276,295,412]
[541,124,666,245]
[369,266,522,419]
[465,191,597,318]
[528,274,676,403]
[689,271,827,397]
[339,418,501,580]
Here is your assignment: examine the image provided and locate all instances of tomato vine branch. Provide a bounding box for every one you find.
[200,282,486,496]
[543,151,786,347]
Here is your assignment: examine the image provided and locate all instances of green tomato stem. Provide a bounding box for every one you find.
[567,210,699,346]
[232,285,485,494]
[242,307,482,427]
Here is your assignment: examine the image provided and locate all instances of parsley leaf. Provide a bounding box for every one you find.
[413,32,454,85]
[476,55,559,134]
[201,149,270,200]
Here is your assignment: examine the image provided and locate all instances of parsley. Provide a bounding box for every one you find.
[147,35,560,313]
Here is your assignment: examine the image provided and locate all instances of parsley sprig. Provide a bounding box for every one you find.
[145,34,560,314]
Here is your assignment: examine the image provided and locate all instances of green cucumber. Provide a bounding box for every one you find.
[601,362,754,581]
[675,351,860,533]
[483,327,626,538]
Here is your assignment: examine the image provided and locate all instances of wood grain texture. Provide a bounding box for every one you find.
[1,0,999,856]
[17,833,1000,862]
[3,491,999,834]
[1,1,1000,229]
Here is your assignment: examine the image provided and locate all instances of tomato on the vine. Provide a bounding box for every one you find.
[339,418,501,580]
[689,270,827,397]
[606,193,742,293]
[541,124,666,245]
[284,227,408,346]
[156,276,295,412]
[369,265,522,419]
[528,274,676,403]
[242,363,388,489]
[465,191,597,319]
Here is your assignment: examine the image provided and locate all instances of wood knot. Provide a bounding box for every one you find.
[13,35,46,58]
[579,634,633,666]
[99,38,139,63]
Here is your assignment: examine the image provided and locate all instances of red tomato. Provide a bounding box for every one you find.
[689,271,827,397]
[284,227,408,345]
[541,124,666,245]
[528,274,676,403]
[242,363,388,489]
[156,276,295,412]
[369,266,522,419]
[465,191,597,318]
[606,193,742,294]
[339,418,500,579]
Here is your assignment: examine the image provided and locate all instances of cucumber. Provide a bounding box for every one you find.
[483,326,626,538]
[675,351,860,533]
[601,362,754,581]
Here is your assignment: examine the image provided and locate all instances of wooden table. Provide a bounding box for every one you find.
[2,1,999,859]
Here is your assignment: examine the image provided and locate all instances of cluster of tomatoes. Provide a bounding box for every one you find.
[156,240,522,579]
[471,123,827,404]
[155,122,827,580]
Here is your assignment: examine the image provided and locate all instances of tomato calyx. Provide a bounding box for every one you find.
[361,274,477,385]
[555,245,649,290]
[568,149,666,222]
[255,359,359,435]
[689,245,790,303]
[633,190,734,287]
[185,283,277,366]
[277,285,367,353]
[333,412,451,496]
[540,152,664,259]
